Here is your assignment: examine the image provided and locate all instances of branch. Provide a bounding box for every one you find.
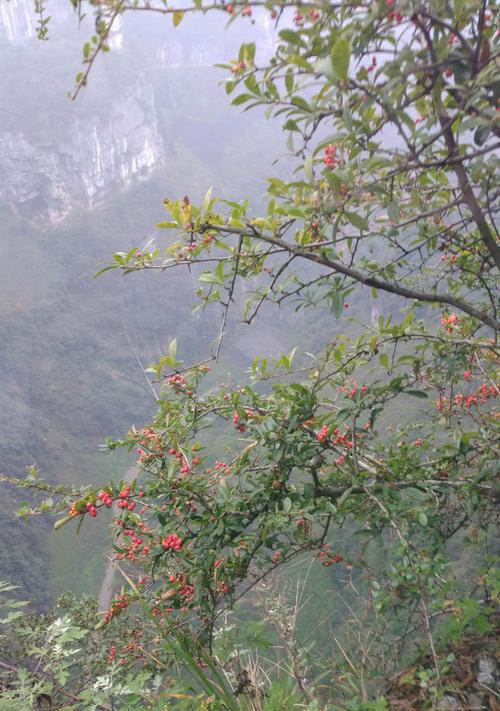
[200,224,500,331]
[415,14,500,271]
[315,479,500,503]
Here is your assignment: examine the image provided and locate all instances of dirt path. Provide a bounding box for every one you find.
[97,466,138,613]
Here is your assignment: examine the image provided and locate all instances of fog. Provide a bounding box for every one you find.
[0,0,319,605]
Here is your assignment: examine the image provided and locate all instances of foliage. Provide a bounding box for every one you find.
[4,0,500,708]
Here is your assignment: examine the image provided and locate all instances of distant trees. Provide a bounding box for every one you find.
[3,0,499,708]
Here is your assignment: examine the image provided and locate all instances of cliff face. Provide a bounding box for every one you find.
[0,0,276,223]
[0,84,163,222]
[0,0,154,222]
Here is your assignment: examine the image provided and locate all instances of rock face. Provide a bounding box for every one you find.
[0,0,153,222]
[0,84,163,222]
[0,0,275,222]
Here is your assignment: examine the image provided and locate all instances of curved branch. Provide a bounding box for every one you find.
[201,224,500,331]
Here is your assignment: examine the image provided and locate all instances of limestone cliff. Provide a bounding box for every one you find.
[0,83,163,221]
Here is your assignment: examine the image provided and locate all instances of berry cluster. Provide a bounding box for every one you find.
[317,424,357,453]
[166,572,195,607]
[136,427,165,464]
[316,425,330,443]
[338,381,368,399]
[233,412,247,432]
[104,593,131,624]
[114,518,151,561]
[162,533,183,551]
[387,9,403,21]
[70,491,114,519]
[98,490,113,507]
[437,383,498,413]
[347,384,368,399]
[85,502,97,517]
[168,447,195,475]
[207,460,232,476]
[441,254,458,265]
[117,484,136,511]
[230,60,247,75]
[316,547,344,567]
[323,144,341,169]
[386,0,403,22]
[441,313,458,333]
[293,7,320,25]
[168,373,191,395]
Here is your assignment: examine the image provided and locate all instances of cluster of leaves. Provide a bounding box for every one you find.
[4,0,499,707]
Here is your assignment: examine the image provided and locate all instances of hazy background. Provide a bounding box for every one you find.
[0,0,319,605]
[1,0,396,614]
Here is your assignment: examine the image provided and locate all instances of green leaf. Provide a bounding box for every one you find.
[315,56,336,83]
[54,515,74,531]
[387,201,400,224]
[330,291,344,318]
[418,511,428,526]
[279,29,303,46]
[304,155,313,181]
[283,497,292,513]
[406,389,428,399]
[474,125,490,146]
[380,352,389,370]
[337,487,353,507]
[345,212,369,231]
[173,10,184,26]
[291,96,311,112]
[326,171,342,193]
[331,38,350,81]
[231,93,254,106]
[156,221,179,229]
[471,614,491,635]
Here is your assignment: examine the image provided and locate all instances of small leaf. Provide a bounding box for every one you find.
[304,155,313,181]
[315,56,336,83]
[387,201,400,224]
[54,515,74,531]
[291,96,311,111]
[231,93,254,106]
[346,212,369,231]
[283,497,292,513]
[331,38,350,81]
[474,125,490,146]
[418,511,428,526]
[279,29,303,46]
[380,352,389,369]
[406,389,428,399]
[173,10,184,26]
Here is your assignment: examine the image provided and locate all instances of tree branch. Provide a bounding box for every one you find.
[200,224,500,331]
